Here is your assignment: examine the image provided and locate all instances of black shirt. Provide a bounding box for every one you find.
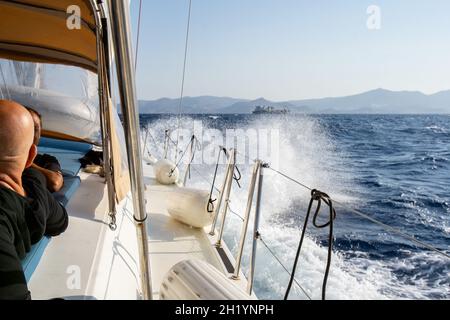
[0,169,68,300]
[34,154,62,173]
[22,169,68,243]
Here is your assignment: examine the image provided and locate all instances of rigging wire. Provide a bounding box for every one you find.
[265,166,450,260]
[190,162,313,299]
[134,0,143,71]
[174,0,193,163]
[191,161,315,300]
[160,129,450,259]
[144,120,450,299]
[259,236,312,300]
[146,124,450,301]
[142,126,159,159]
[169,134,201,179]
[163,129,172,159]
[146,128,160,156]
[204,145,450,260]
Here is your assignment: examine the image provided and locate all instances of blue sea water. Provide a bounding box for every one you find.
[140,114,450,300]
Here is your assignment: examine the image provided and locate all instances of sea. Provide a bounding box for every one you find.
[140,113,450,300]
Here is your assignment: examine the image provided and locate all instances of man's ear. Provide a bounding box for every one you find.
[25,144,37,168]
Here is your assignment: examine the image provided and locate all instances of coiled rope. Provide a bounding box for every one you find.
[154,139,326,299]
[229,146,450,260]
[143,128,450,300]
[284,189,336,300]
[189,166,312,300]
[265,166,450,260]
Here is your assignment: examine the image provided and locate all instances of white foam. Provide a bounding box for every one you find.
[141,114,446,300]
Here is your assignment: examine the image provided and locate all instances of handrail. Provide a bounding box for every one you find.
[92,1,117,230]
[232,160,261,280]
[247,161,264,295]
[142,126,450,300]
[215,149,237,247]
[108,0,153,300]
[209,148,234,236]
[142,133,318,297]
[226,158,264,294]
[189,158,313,299]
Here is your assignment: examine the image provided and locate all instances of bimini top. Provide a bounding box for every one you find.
[0,0,98,73]
[0,0,131,202]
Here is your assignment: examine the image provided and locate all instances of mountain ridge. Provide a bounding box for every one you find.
[137,89,450,114]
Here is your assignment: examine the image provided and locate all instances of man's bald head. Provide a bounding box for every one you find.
[0,100,36,171]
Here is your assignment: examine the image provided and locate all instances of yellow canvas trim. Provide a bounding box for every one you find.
[0,0,98,72]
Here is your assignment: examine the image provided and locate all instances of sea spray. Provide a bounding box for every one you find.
[140,113,450,300]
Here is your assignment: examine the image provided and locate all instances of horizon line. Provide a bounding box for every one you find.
[137,87,450,103]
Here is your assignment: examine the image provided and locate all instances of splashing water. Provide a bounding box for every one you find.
[140,113,450,300]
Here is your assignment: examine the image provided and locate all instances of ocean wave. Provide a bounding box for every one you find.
[425,125,448,134]
[140,114,450,300]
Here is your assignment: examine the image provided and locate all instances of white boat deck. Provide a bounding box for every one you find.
[28,163,251,300]
[29,171,142,300]
[144,178,224,298]
[143,163,252,299]
[29,172,107,299]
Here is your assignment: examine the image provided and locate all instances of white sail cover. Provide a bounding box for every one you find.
[0,59,101,143]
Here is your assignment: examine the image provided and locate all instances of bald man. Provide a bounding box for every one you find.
[0,100,68,300]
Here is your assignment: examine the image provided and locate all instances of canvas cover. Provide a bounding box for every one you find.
[0,0,98,72]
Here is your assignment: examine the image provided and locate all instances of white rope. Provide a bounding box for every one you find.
[174,0,193,163]
[143,127,160,157]
[142,126,150,157]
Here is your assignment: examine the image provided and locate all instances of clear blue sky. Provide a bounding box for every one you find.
[129,0,450,101]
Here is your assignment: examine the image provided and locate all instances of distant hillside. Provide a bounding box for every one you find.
[287,89,450,114]
[137,89,450,114]
[138,96,244,114]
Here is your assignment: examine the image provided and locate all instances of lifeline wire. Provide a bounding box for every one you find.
[265,166,450,260]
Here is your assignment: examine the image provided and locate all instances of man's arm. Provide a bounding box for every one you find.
[22,169,69,242]
[0,222,31,300]
[30,163,63,193]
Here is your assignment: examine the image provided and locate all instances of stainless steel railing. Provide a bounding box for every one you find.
[246,162,264,295]
[215,149,237,248]
[232,160,261,280]
[209,148,235,237]
[207,152,265,295]
[108,0,152,300]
